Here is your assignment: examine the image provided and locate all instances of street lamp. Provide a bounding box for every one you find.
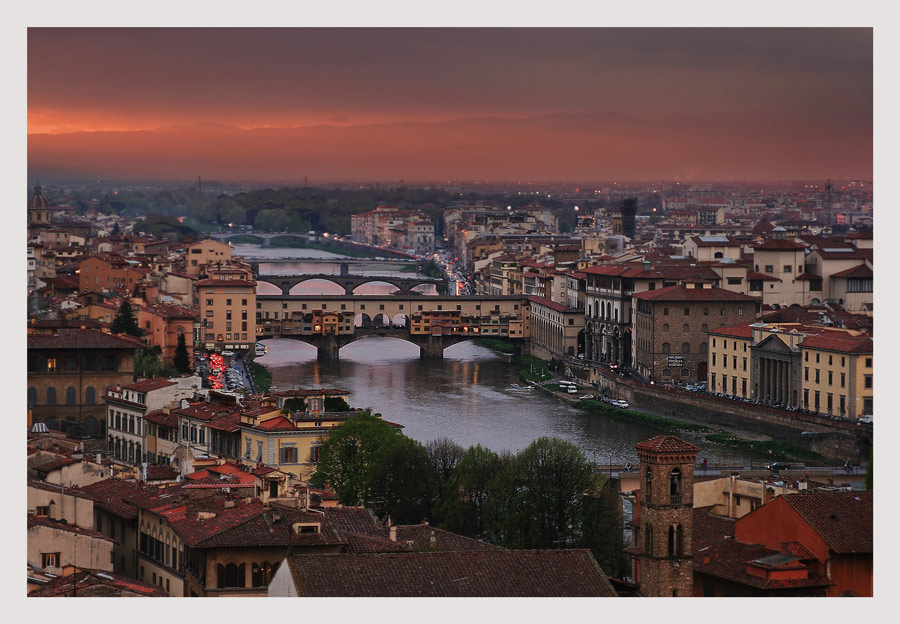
[608,452,613,477]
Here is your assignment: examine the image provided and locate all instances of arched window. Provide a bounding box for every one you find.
[676,524,684,556]
[700,342,708,354]
[669,525,676,557]
[85,386,96,405]
[714,251,724,259]
[683,324,689,332]
[645,524,653,554]
[663,324,669,331]
[669,468,683,504]
[682,343,691,354]
[46,387,57,405]
[217,564,226,589]
[27,387,37,406]
[66,386,77,405]
[645,468,653,504]
[223,563,239,587]
[663,368,670,377]
[662,343,671,354]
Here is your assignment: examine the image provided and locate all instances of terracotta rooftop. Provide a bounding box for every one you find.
[194,278,256,287]
[829,264,872,279]
[800,334,872,354]
[123,378,176,393]
[31,456,81,473]
[780,491,873,554]
[753,239,808,251]
[706,323,754,339]
[394,525,504,552]
[250,416,298,432]
[633,285,759,302]
[27,515,114,542]
[282,549,617,597]
[144,410,179,429]
[28,569,168,597]
[27,329,145,350]
[634,436,700,453]
[77,478,143,520]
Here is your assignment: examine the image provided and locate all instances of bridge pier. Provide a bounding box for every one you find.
[419,335,446,359]
[317,334,342,361]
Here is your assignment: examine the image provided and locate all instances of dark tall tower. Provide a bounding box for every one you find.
[620,198,637,239]
[634,435,698,597]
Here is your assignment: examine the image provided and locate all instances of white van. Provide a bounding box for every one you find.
[567,387,579,395]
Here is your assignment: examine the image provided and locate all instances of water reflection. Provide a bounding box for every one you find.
[257,337,757,464]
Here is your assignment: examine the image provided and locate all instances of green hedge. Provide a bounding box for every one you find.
[475,338,517,354]
[577,400,709,433]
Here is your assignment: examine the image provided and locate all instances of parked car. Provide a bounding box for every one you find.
[857,415,873,425]
[579,394,595,400]
[221,350,235,357]
[612,400,629,409]
[567,387,579,395]
[767,461,791,471]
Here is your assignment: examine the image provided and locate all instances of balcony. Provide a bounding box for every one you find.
[669,495,683,506]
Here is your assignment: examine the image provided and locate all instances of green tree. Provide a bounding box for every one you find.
[310,413,402,506]
[436,444,507,539]
[173,333,191,374]
[369,437,436,524]
[487,437,603,550]
[282,397,307,412]
[426,437,466,493]
[134,346,175,379]
[324,396,351,412]
[111,298,142,337]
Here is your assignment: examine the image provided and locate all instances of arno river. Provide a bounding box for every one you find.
[256,337,764,466]
[240,246,762,465]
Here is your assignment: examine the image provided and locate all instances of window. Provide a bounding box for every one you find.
[840,373,845,388]
[683,324,689,332]
[804,367,809,381]
[226,299,232,306]
[681,368,690,377]
[645,468,653,503]
[663,307,669,316]
[669,468,683,504]
[764,265,774,273]
[65,386,77,405]
[257,441,263,462]
[42,552,60,568]
[662,343,671,354]
[281,446,298,464]
[865,357,872,368]
[737,307,744,316]
[815,369,820,383]
[684,308,690,316]
[719,308,725,316]
[864,375,872,389]
[663,368,671,377]
[703,307,709,316]
[46,387,56,405]
[85,387,96,404]
[712,353,716,366]
[783,265,792,273]
[828,371,833,386]
[663,324,669,331]
[682,342,690,354]
[27,387,37,406]
[701,323,708,331]
[645,524,653,554]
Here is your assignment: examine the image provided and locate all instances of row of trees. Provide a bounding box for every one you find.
[310,413,625,575]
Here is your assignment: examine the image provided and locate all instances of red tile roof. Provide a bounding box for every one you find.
[31,456,81,473]
[251,416,298,432]
[77,478,143,520]
[746,271,781,281]
[753,239,808,251]
[781,491,872,554]
[144,410,179,429]
[28,569,168,597]
[27,515,114,542]
[195,278,256,287]
[27,329,145,350]
[829,264,872,279]
[634,436,700,453]
[145,465,179,481]
[283,549,616,596]
[706,323,754,339]
[123,378,176,393]
[394,525,504,552]
[633,285,759,302]
[800,334,872,354]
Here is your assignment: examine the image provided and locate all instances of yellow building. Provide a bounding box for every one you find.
[185,239,233,276]
[707,324,753,397]
[799,333,873,419]
[196,277,257,352]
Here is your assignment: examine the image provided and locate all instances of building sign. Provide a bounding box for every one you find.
[667,355,684,366]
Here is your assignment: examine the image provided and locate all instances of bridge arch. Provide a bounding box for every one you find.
[372,313,392,327]
[354,313,373,328]
[391,313,408,328]
[288,278,345,296]
[256,281,282,296]
[352,280,402,295]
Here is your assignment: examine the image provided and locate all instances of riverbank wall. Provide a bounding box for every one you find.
[563,358,869,465]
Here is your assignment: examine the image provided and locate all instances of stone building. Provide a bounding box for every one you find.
[627,435,699,597]
[632,283,760,384]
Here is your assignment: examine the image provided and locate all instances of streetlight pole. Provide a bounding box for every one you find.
[608,452,613,478]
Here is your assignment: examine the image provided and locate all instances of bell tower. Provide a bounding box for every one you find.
[634,435,698,597]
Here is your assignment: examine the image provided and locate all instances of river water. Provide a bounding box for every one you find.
[256,337,762,465]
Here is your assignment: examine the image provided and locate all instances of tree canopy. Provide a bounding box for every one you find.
[111,298,142,337]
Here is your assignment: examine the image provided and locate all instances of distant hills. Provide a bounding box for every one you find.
[28,111,871,183]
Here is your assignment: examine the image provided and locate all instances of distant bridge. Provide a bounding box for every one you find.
[248,258,421,276]
[255,294,528,360]
[209,231,313,247]
[256,273,444,296]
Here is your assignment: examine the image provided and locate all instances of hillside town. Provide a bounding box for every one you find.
[24,178,873,597]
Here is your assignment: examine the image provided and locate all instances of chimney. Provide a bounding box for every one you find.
[429,529,436,546]
[389,526,397,542]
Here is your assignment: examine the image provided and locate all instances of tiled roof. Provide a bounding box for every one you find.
[814,248,873,261]
[525,295,576,313]
[27,515,114,542]
[274,388,351,397]
[394,525,504,552]
[344,533,413,553]
[633,285,759,302]
[145,465,179,481]
[634,436,700,453]
[144,410,179,429]
[123,378,176,393]
[28,569,168,597]
[283,549,616,596]
[706,323,754,339]
[32,456,81,473]
[746,271,781,282]
[27,329,145,350]
[77,478,143,520]
[800,334,872,354]
[149,304,198,319]
[205,412,244,432]
[781,491,873,554]
[174,402,240,422]
[193,506,348,549]
[753,239,807,251]
[829,264,872,279]
[194,278,256,287]
[250,416,298,432]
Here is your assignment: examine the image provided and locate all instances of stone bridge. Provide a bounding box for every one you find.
[255,294,529,361]
[255,273,444,296]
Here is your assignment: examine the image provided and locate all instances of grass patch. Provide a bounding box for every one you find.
[515,354,553,383]
[704,432,824,463]
[248,360,272,393]
[578,400,710,433]
[475,338,517,354]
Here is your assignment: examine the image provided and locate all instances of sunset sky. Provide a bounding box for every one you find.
[27,27,873,182]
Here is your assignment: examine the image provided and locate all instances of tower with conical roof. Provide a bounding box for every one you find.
[633,435,698,597]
